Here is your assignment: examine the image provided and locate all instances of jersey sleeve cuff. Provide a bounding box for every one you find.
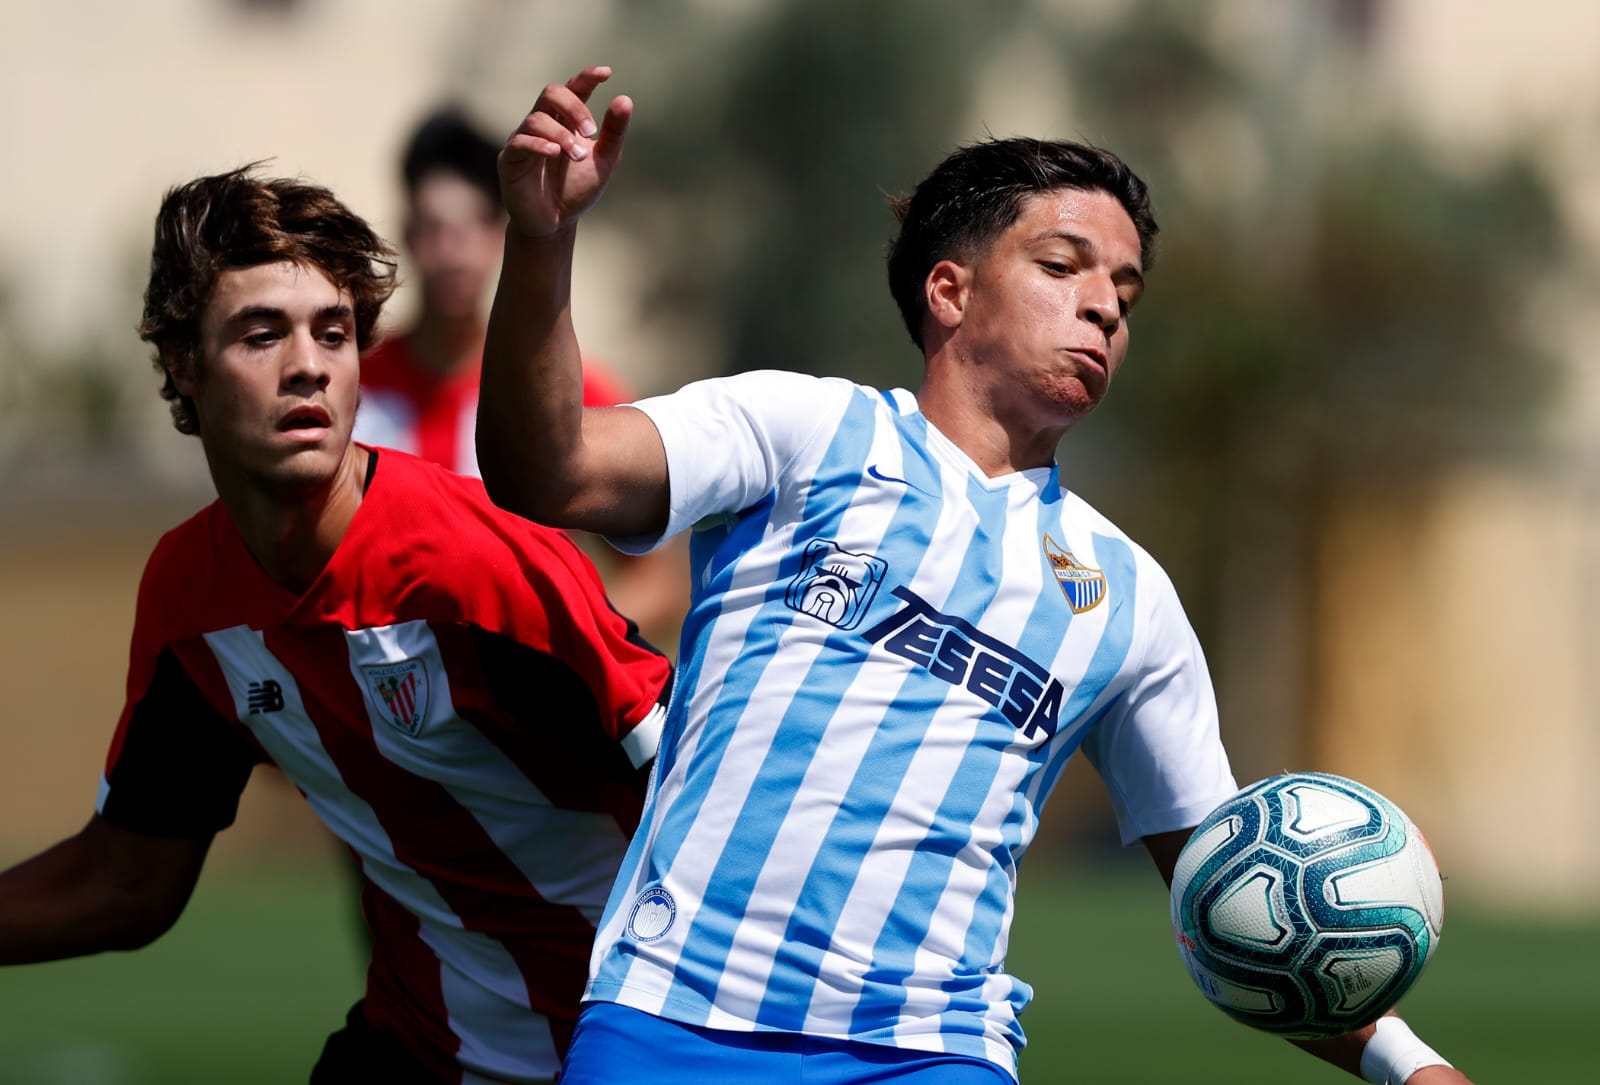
[1118,787,1240,847]
[620,702,667,769]
[604,401,680,555]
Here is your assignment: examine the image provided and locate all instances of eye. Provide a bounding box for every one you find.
[243,330,279,348]
[1039,260,1074,276]
[319,328,350,347]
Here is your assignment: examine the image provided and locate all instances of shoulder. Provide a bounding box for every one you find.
[667,369,858,402]
[140,502,227,593]
[641,370,867,438]
[1058,489,1152,560]
[366,449,552,548]
[131,501,242,652]
[1054,489,1122,548]
[1056,489,1182,606]
[359,450,596,613]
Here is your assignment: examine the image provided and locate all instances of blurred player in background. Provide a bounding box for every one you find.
[356,107,686,648]
[475,67,1473,1085]
[0,166,671,1085]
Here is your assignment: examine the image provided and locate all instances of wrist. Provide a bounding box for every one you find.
[505,221,578,248]
[496,225,578,301]
[1359,1017,1452,1084]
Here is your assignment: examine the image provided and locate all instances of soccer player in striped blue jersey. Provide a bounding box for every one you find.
[478,67,1472,1085]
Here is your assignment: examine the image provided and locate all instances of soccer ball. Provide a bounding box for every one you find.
[1169,772,1444,1038]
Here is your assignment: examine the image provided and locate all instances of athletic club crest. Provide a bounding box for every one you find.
[1043,534,1107,613]
[361,658,430,736]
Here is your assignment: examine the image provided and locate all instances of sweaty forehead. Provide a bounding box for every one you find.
[1012,188,1142,267]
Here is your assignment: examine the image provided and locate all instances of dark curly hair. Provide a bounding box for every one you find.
[886,138,1159,350]
[138,165,398,434]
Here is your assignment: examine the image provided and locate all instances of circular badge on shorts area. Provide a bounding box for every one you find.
[626,886,676,942]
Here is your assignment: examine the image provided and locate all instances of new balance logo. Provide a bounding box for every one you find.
[247,679,284,714]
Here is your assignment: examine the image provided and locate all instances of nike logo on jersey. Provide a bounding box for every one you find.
[862,586,1065,740]
[866,464,910,485]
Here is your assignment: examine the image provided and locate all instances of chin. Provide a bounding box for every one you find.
[1040,380,1101,419]
[261,448,347,496]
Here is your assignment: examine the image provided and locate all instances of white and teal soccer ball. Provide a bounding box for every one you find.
[1169,772,1444,1039]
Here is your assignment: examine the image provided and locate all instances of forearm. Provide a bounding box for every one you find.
[478,225,589,521]
[0,836,159,963]
[1293,1014,1469,1083]
[0,818,206,965]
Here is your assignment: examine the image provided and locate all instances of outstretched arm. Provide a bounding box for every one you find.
[478,66,671,539]
[0,814,212,964]
[1143,829,1471,1084]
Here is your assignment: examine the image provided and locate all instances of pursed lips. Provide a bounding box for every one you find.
[1060,347,1108,380]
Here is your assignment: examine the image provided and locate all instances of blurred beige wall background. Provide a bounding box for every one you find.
[1,0,1596,914]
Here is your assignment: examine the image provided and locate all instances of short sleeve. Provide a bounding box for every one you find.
[1080,558,1237,845]
[610,370,855,554]
[490,529,674,770]
[97,646,258,837]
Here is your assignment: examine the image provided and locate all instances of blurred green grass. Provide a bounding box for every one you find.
[0,858,1593,1082]
[1012,859,1599,1083]
[0,864,363,1085]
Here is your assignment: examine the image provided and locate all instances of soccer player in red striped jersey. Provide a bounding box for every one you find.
[0,167,672,1085]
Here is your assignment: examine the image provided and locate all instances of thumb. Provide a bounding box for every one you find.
[592,95,633,178]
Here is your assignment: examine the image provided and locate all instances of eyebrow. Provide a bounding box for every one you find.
[225,303,354,325]
[1029,229,1145,296]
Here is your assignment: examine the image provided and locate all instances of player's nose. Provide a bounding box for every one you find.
[1079,276,1121,338]
[281,327,331,389]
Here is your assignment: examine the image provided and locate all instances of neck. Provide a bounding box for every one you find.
[213,445,368,596]
[407,308,485,379]
[917,356,1067,478]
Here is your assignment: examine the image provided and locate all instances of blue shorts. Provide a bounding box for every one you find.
[558,1002,1014,1084]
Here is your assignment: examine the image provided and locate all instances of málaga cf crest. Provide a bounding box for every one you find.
[1043,534,1107,613]
[361,658,430,737]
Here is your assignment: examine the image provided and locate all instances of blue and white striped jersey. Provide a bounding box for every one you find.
[592,371,1236,1078]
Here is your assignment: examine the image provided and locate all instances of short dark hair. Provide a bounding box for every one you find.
[401,106,502,211]
[886,138,1159,349]
[138,165,397,435]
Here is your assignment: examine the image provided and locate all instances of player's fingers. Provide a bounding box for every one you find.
[500,132,563,168]
[533,82,600,141]
[564,64,613,105]
[593,95,633,172]
[510,110,591,162]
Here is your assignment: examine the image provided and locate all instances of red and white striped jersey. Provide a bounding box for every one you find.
[97,448,672,1084]
[354,334,635,477]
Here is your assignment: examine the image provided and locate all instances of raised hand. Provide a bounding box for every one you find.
[498,65,632,241]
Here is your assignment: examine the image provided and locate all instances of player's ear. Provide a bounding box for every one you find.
[925,259,971,333]
[165,351,199,397]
